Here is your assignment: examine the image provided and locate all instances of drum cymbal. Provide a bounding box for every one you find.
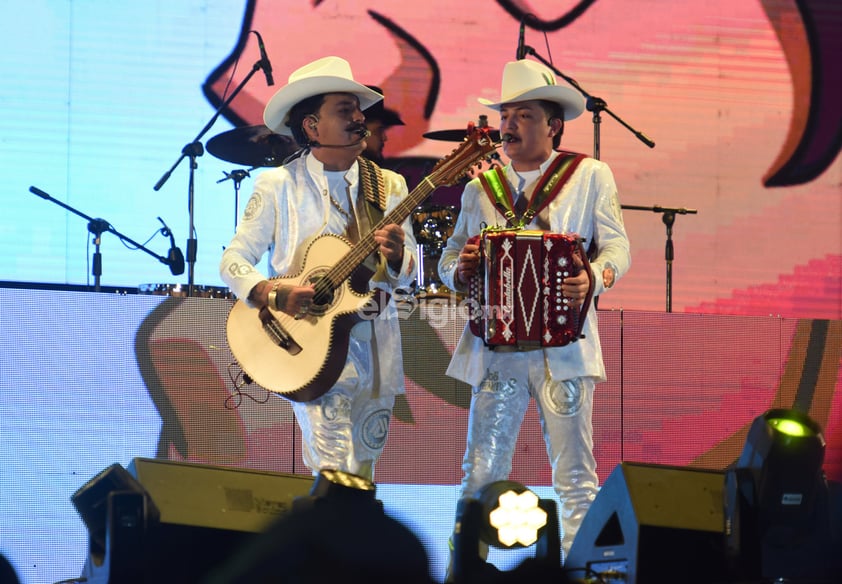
[206,125,298,167]
[423,128,501,143]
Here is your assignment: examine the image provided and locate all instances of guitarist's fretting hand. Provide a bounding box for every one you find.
[374,223,405,271]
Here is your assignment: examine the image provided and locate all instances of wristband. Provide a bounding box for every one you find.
[268,282,292,311]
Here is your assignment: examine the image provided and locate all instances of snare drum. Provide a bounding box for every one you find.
[411,205,460,298]
[138,283,232,298]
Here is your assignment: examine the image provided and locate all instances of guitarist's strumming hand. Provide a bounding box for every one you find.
[374,223,405,271]
[251,280,315,318]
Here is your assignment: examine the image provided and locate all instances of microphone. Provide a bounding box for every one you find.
[252,30,274,86]
[158,217,185,276]
[516,18,527,60]
[310,126,370,149]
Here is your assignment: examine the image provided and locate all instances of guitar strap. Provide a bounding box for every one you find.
[478,151,587,229]
[357,156,387,227]
[356,156,386,398]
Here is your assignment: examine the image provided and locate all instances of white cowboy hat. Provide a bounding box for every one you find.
[478,59,584,121]
[263,56,383,136]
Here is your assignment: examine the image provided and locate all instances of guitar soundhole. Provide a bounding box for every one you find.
[307,272,335,315]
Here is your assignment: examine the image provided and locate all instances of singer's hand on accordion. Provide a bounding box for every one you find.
[456,242,481,285]
[562,271,590,308]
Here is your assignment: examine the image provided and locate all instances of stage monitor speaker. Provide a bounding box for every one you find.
[80,458,314,583]
[566,461,728,584]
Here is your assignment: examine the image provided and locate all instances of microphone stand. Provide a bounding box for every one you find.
[522,46,655,160]
[621,204,698,312]
[30,186,178,292]
[217,167,255,231]
[152,55,270,297]
[522,47,678,310]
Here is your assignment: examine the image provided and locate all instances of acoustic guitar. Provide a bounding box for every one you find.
[226,126,497,402]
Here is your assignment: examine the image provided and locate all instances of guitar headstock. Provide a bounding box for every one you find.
[428,124,500,187]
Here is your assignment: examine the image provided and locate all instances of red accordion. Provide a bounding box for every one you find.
[468,229,594,348]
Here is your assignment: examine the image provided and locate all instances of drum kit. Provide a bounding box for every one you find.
[143,119,501,300]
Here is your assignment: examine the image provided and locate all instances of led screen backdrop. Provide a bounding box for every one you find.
[1,290,840,584]
[0,0,839,317]
[1,2,841,583]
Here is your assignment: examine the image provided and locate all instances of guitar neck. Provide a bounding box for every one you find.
[313,125,495,296]
[324,176,439,286]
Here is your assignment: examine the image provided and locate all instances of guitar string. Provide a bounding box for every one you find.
[269,142,488,343]
[309,141,487,301]
[319,155,477,292]
[251,135,492,387]
[324,181,435,287]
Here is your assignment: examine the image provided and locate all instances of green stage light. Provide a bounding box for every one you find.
[768,415,816,438]
[725,408,841,583]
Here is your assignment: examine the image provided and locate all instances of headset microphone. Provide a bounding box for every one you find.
[309,128,371,149]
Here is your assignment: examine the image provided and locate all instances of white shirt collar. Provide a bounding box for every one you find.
[305,152,359,185]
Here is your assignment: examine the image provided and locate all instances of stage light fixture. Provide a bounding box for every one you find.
[310,468,376,496]
[451,481,560,583]
[289,468,383,522]
[205,468,434,584]
[71,463,156,563]
[298,468,379,511]
[725,407,842,582]
[71,462,159,583]
[482,481,547,547]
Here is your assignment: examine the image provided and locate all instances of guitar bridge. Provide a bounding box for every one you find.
[259,308,302,355]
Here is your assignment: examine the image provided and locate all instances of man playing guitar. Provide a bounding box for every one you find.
[220,56,418,482]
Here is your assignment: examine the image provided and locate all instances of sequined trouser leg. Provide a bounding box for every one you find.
[459,363,531,499]
[291,336,395,482]
[450,355,532,576]
[457,352,598,558]
[533,375,598,558]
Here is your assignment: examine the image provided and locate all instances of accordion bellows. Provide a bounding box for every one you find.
[468,229,594,348]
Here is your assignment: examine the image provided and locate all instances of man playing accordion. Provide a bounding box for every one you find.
[438,58,631,568]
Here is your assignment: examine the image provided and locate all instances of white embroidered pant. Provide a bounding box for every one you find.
[457,350,599,557]
[291,336,395,482]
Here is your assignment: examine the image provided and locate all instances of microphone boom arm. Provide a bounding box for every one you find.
[152,34,270,296]
[29,186,182,290]
[620,203,698,312]
[521,46,655,157]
